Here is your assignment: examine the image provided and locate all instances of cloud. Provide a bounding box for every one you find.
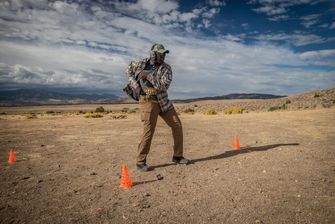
[299,49,335,59]
[299,49,335,67]
[110,0,224,31]
[253,32,330,46]
[330,22,335,29]
[208,0,226,7]
[134,0,179,13]
[249,0,326,21]
[268,15,290,21]
[253,5,287,16]
[0,41,128,90]
[300,14,320,28]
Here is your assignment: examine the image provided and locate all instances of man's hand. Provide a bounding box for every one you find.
[137,71,149,79]
[135,86,141,97]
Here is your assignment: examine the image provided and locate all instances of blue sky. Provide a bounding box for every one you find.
[0,0,334,99]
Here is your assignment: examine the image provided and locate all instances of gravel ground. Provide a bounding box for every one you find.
[0,103,334,223]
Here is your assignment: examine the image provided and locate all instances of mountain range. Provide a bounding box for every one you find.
[0,89,286,106]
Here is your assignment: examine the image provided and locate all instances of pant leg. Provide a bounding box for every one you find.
[160,107,184,157]
[137,97,161,164]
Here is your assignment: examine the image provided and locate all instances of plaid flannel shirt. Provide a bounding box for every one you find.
[126,58,173,113]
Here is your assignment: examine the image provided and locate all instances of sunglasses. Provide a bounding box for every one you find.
[156,52,166,57]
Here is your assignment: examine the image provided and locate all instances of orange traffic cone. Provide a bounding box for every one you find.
[233,135,241,150]
[119,164,133,189]
[8,148,17,163]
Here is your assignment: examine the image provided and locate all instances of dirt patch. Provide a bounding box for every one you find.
[0,106,334,223]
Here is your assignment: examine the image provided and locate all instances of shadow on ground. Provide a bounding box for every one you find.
[151,143,299,170]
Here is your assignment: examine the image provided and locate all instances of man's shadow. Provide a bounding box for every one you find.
[151,143,299,169]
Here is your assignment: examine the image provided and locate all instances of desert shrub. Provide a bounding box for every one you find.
[194,104,198,107]
[285,99,291,104]
[224,108,246,114]
[183,108,195,114]
[111,115,127,119]
[121,108,129,113]
[119,108,136,114]
[202,108,217,115]
[26,113,37,119]
[46,111,55,114]
[95,106,105,113]
[314,93,321,98]
[0,112,7,115]
[268,104,288,111]
[84,112,103,118]
[332,99,335,104]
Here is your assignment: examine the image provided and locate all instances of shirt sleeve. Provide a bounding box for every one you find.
[126,60,143,90]
[146,63,172,91]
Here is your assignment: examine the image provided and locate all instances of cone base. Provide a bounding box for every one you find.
[120,184,133,189]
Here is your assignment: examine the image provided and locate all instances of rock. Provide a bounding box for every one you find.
[156,174,163,180]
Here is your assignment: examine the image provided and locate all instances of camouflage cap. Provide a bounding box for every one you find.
[151,44,169,54]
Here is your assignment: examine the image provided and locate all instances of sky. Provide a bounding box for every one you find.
[0,0,334,99]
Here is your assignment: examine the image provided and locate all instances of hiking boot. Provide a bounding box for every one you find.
[136,163,149,172]
[172,156,190,165]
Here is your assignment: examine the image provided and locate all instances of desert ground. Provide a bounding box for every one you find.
[0,98,334,223]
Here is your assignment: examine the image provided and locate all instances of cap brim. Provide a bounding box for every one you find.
[157,50,169,54]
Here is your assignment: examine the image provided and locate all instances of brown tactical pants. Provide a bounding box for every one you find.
[137,95,183,164]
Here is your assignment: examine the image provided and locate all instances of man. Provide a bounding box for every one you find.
[126,44,189,172]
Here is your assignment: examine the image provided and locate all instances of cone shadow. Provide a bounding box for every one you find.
[133,179,158,186]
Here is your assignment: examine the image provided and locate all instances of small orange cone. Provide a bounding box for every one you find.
[8,148,17,163]
[233,135,241,150]
[119,164,133,189]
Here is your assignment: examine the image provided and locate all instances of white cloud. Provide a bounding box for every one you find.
[52,1,79,15]
[300,49,335,60]
[268,15,290,21]
[318,23,329,28]
[249,0,326,21]
[0,41,128,90]
[300,14,320,28]
[330,22,335,29]
[208,0,226,7]
[135,0,179,13]
[253,5,287,16]
[254,32,329,46]
[110,0,223,31]
[202,7,221,18]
